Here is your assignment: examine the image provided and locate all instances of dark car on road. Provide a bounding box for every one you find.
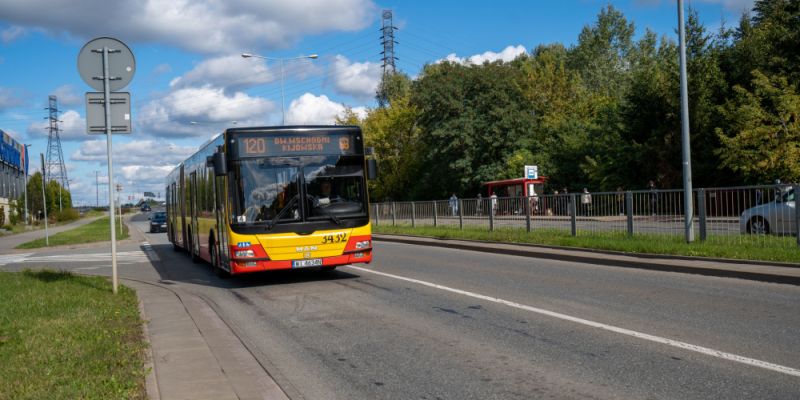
[149,211,167,233]
[141,203,151,212]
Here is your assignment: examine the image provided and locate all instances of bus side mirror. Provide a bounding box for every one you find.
[367,159,378,180]
[212,152,227,176]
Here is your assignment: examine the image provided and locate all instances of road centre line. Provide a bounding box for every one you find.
[345,265,800,378]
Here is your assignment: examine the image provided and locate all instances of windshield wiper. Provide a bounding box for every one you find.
[268,194,299,231]
[307,194,343,226]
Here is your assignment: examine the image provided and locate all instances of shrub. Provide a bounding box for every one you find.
[54,208,80,222]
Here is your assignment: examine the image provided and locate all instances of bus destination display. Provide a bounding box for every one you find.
[235,132,361,157]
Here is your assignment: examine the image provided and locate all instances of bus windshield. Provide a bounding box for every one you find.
[231,155,366,226]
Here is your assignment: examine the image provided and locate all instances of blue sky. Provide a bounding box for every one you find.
[0,0,754,206]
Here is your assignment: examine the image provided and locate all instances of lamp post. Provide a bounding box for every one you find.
[241,52,318,125]
[24,144,30,225]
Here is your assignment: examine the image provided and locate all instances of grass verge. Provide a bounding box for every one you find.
[15,217,129,249]
[373,225,800,264]
[0,270,146,399]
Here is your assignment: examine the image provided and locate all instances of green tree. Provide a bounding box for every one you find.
[376,72,412,108]
[411,59,535,198]
[362,94,422,201]
[716,70,800,183]
[568,4,635,101]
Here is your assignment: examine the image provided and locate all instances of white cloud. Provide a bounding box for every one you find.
[328,55,382,100]
[170,55,276,90]
[153,63,172,75]
[439,45,528,65]
[0,0,376,54]
[26,109,86,141]
[137,86,274,137]
[71,139,195,166]
[286,93,366,125]
[51,85,82,107]
[0,87,24,111]
[1,25,26,43]
[120,165,175,182]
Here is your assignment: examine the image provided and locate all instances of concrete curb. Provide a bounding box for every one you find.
[373,234,800,286]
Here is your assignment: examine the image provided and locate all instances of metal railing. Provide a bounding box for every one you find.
[371,185,800,248]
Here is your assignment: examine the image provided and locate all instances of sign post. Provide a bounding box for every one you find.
[40,153,49,246]
[78,37,135,294]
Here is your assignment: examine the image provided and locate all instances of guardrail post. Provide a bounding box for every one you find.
[391,202,396,226]
[433,201,438,227]
[458,199,463,229]
[570,194,577,236]
[697,188,707,241]
[626,191,634,237]
[411,202,416,228]
[795,185,800,247]
[489,203,494,231]
[525,196,531,233]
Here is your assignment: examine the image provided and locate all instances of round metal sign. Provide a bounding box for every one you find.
[77,37,135,91]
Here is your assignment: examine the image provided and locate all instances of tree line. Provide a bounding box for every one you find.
[339,0,800,201]
[3,172,73,226]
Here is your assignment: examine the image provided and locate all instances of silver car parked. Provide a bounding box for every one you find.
[740,188,796,235]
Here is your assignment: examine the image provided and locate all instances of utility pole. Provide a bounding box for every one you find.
[45,95,69,212]
[95,170,99,207]
[380,10,398,76]
[678,0,695,243]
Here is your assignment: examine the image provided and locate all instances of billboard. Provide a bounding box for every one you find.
[0,129,26,173]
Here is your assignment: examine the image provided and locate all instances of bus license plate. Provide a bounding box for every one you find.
[293,259,322,268]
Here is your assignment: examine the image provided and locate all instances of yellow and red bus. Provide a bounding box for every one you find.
[166,125,376,276]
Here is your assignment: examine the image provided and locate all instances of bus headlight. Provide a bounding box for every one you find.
[355,240,371,249]
[235,250,255,258]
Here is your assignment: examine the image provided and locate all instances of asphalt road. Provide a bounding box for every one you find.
[3,213,799,399]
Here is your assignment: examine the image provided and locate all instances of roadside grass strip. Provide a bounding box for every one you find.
[15,217,130,249]
[373,225,800,264]
[0,270,146,399]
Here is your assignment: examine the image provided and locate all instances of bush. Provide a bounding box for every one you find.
[0,205,5,226]
[54,208,80,222]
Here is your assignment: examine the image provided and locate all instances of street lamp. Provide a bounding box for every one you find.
[241,52,318,125]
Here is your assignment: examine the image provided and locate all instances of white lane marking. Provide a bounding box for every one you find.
[141,242,160,262]
[0,253,34,266]
[19,251,149,265]
[345,265,800,378]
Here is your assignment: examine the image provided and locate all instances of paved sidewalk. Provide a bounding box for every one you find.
[374,234,800,285]
[129,280,288,400]
[0,216,102,252]
[123,216,289,400]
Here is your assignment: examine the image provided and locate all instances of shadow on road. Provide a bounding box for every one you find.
[145,243,361,290]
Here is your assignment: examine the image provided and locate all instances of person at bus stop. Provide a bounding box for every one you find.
[476,193,483,216]
[648,180,658,216]
[449,193,459,216]
[490,192,498,216]
[581,188,592,216]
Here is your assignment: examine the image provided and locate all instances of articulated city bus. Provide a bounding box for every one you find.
[166,125,376,276]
